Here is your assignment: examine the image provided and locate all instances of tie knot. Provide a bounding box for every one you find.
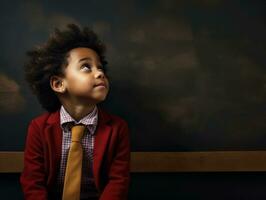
[71,124,86,142]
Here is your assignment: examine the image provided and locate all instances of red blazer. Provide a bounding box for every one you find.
[20,108,131,200]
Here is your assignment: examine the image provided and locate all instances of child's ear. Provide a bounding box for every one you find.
[50,75,66,94]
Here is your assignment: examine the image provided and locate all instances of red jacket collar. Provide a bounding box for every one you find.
[46,107,112,125]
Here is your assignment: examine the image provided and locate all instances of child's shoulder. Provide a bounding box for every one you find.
[99,108,128,126]
[29,110,58,127]
[99,108,130,136]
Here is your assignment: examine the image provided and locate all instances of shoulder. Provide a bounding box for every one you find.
[29,110,59,128]
[99,107,128,124]
[98,107,129,129]
[98,108,130,144]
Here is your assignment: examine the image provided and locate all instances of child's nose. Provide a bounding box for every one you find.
[95,69,105,79]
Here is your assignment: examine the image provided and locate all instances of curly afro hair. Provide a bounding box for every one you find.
[24,24,107,112]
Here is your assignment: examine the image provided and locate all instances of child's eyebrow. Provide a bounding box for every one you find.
[79,57,92,63]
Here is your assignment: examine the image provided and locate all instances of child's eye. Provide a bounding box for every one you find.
[98,66,104,71]
[97,65,106,73]
[80,63,91,71]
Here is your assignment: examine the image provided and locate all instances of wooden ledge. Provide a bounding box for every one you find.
[1,151,266,173]
[130,151,266,172]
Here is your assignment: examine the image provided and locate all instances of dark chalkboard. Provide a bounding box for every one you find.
[0,0,266,151]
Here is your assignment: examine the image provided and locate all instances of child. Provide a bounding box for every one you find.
[20,24,130,200]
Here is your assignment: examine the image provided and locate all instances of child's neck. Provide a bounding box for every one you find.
[62,102,96,122]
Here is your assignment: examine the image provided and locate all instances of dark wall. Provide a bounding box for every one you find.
[1,0,266,151]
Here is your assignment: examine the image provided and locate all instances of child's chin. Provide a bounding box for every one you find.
[91,95,108,103]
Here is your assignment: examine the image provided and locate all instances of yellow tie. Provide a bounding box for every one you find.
[62,124,86,200]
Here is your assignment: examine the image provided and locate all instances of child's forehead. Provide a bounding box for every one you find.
[67,47,100,63]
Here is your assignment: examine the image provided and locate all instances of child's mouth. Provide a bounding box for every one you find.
[94,82,106,88]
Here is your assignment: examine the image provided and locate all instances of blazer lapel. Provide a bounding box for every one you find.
[93,108,112,190]
[45,111,62,186]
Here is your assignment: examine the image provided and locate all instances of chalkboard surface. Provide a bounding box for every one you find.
[0,0,266,151]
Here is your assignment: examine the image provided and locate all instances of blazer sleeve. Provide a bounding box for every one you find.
[100,121,131,200]
[20,120,48,200]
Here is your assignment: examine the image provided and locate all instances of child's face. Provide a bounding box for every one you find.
[62,47,109,104]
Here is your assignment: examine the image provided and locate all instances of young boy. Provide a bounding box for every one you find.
[20,24,130,200]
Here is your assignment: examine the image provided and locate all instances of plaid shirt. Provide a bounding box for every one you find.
[57,105,99,199]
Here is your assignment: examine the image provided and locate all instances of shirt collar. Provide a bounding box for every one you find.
[60,105,98,135]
